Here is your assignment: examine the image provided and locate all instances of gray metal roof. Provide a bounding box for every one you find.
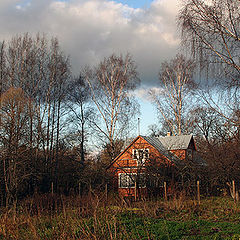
[141,136,182,165]
[157,135,193,150]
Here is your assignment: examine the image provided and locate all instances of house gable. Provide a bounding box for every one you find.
[108,135,180,172]
[107,134,197,170]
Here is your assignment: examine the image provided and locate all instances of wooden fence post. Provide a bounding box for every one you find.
[232,180,236,203]
[51,182,54,196]
[89,184,92,197]
[236,185,239,203]
[78,182,81,197]
[134,181,137,201]
[197,181,200,205]
[164,182,167,201]
[105,183,108,202]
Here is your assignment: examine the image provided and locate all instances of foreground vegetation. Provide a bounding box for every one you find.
[1,194,240,240]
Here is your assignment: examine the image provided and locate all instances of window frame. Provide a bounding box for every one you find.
[118,173,146,188]
[119,173,136,188]
[132,148,149,166]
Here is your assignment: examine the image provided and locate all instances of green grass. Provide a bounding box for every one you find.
[1,195,240,239]
[117,215,240,239]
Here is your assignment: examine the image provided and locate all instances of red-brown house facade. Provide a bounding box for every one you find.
[107,134,199,198]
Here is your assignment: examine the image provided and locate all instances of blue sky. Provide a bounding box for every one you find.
[138,99,158,135]
[115,0,153,8]
[57,0,154,8]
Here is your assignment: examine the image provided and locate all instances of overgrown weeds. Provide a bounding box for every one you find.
[0,192,240,239]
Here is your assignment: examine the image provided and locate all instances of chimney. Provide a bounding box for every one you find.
[167,132,171,137]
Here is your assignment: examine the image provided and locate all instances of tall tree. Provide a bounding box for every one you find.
[66,74,94,165]
[190,107,219,143]
[85,54,140,163]
[149,54,196,136]
[48,38,71,188]
[0,41,5,96]
[178,0,240,128]
[0,88,32,206]
[0,33,71,203]
[178,0,240,87]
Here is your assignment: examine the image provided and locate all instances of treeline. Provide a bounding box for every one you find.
[0,34,75,206]
[0,0,239,206]
[0,34,140,206]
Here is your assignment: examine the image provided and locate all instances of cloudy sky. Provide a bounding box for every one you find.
[0,0,181,134]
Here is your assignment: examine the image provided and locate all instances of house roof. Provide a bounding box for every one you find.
[141,136,182,165]
[157,135,194,150]
[107,134,196,169]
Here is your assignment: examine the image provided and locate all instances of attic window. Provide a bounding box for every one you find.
[132,149,149,166]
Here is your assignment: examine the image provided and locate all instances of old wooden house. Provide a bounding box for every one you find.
[107,134,200,198]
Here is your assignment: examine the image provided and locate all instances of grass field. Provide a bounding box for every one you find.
[1,194,240,239]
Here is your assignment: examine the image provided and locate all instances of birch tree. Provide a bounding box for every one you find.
[0,33,71,202]
[178,0,240,130]
[85,54,140,162]
[178,0,240,87]
[149,54,196,136]
[0,88,32,206]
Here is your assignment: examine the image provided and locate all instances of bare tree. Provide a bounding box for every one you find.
[66,74,95,165]
[190,107,219,142]
[178,0,240,87]
[85,53,140,162]
[147,124,161,137]
[149,54,196,136]
[0,33,71,202]
[48,38,71,188]
[178,0,240,139]
[0,41,6,96]
[0,88,33,206]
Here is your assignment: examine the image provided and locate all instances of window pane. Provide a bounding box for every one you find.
[119,174,136,188]
[139,150,144,159]
[133,149,137,159]
[120,174,127,188]
[145,149,149,159]
[138,174,146,188]
[133,149,149,166]
[128,175,135,188]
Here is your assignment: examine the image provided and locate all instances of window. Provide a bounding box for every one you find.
[132,149,149,166]
[119,173,146,188]
[133,149,138,159]
[119,173,136,188]
[138,173,146,188]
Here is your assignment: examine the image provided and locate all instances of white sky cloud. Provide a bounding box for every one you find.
[133,86,164,102]
[0,0,180,87]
